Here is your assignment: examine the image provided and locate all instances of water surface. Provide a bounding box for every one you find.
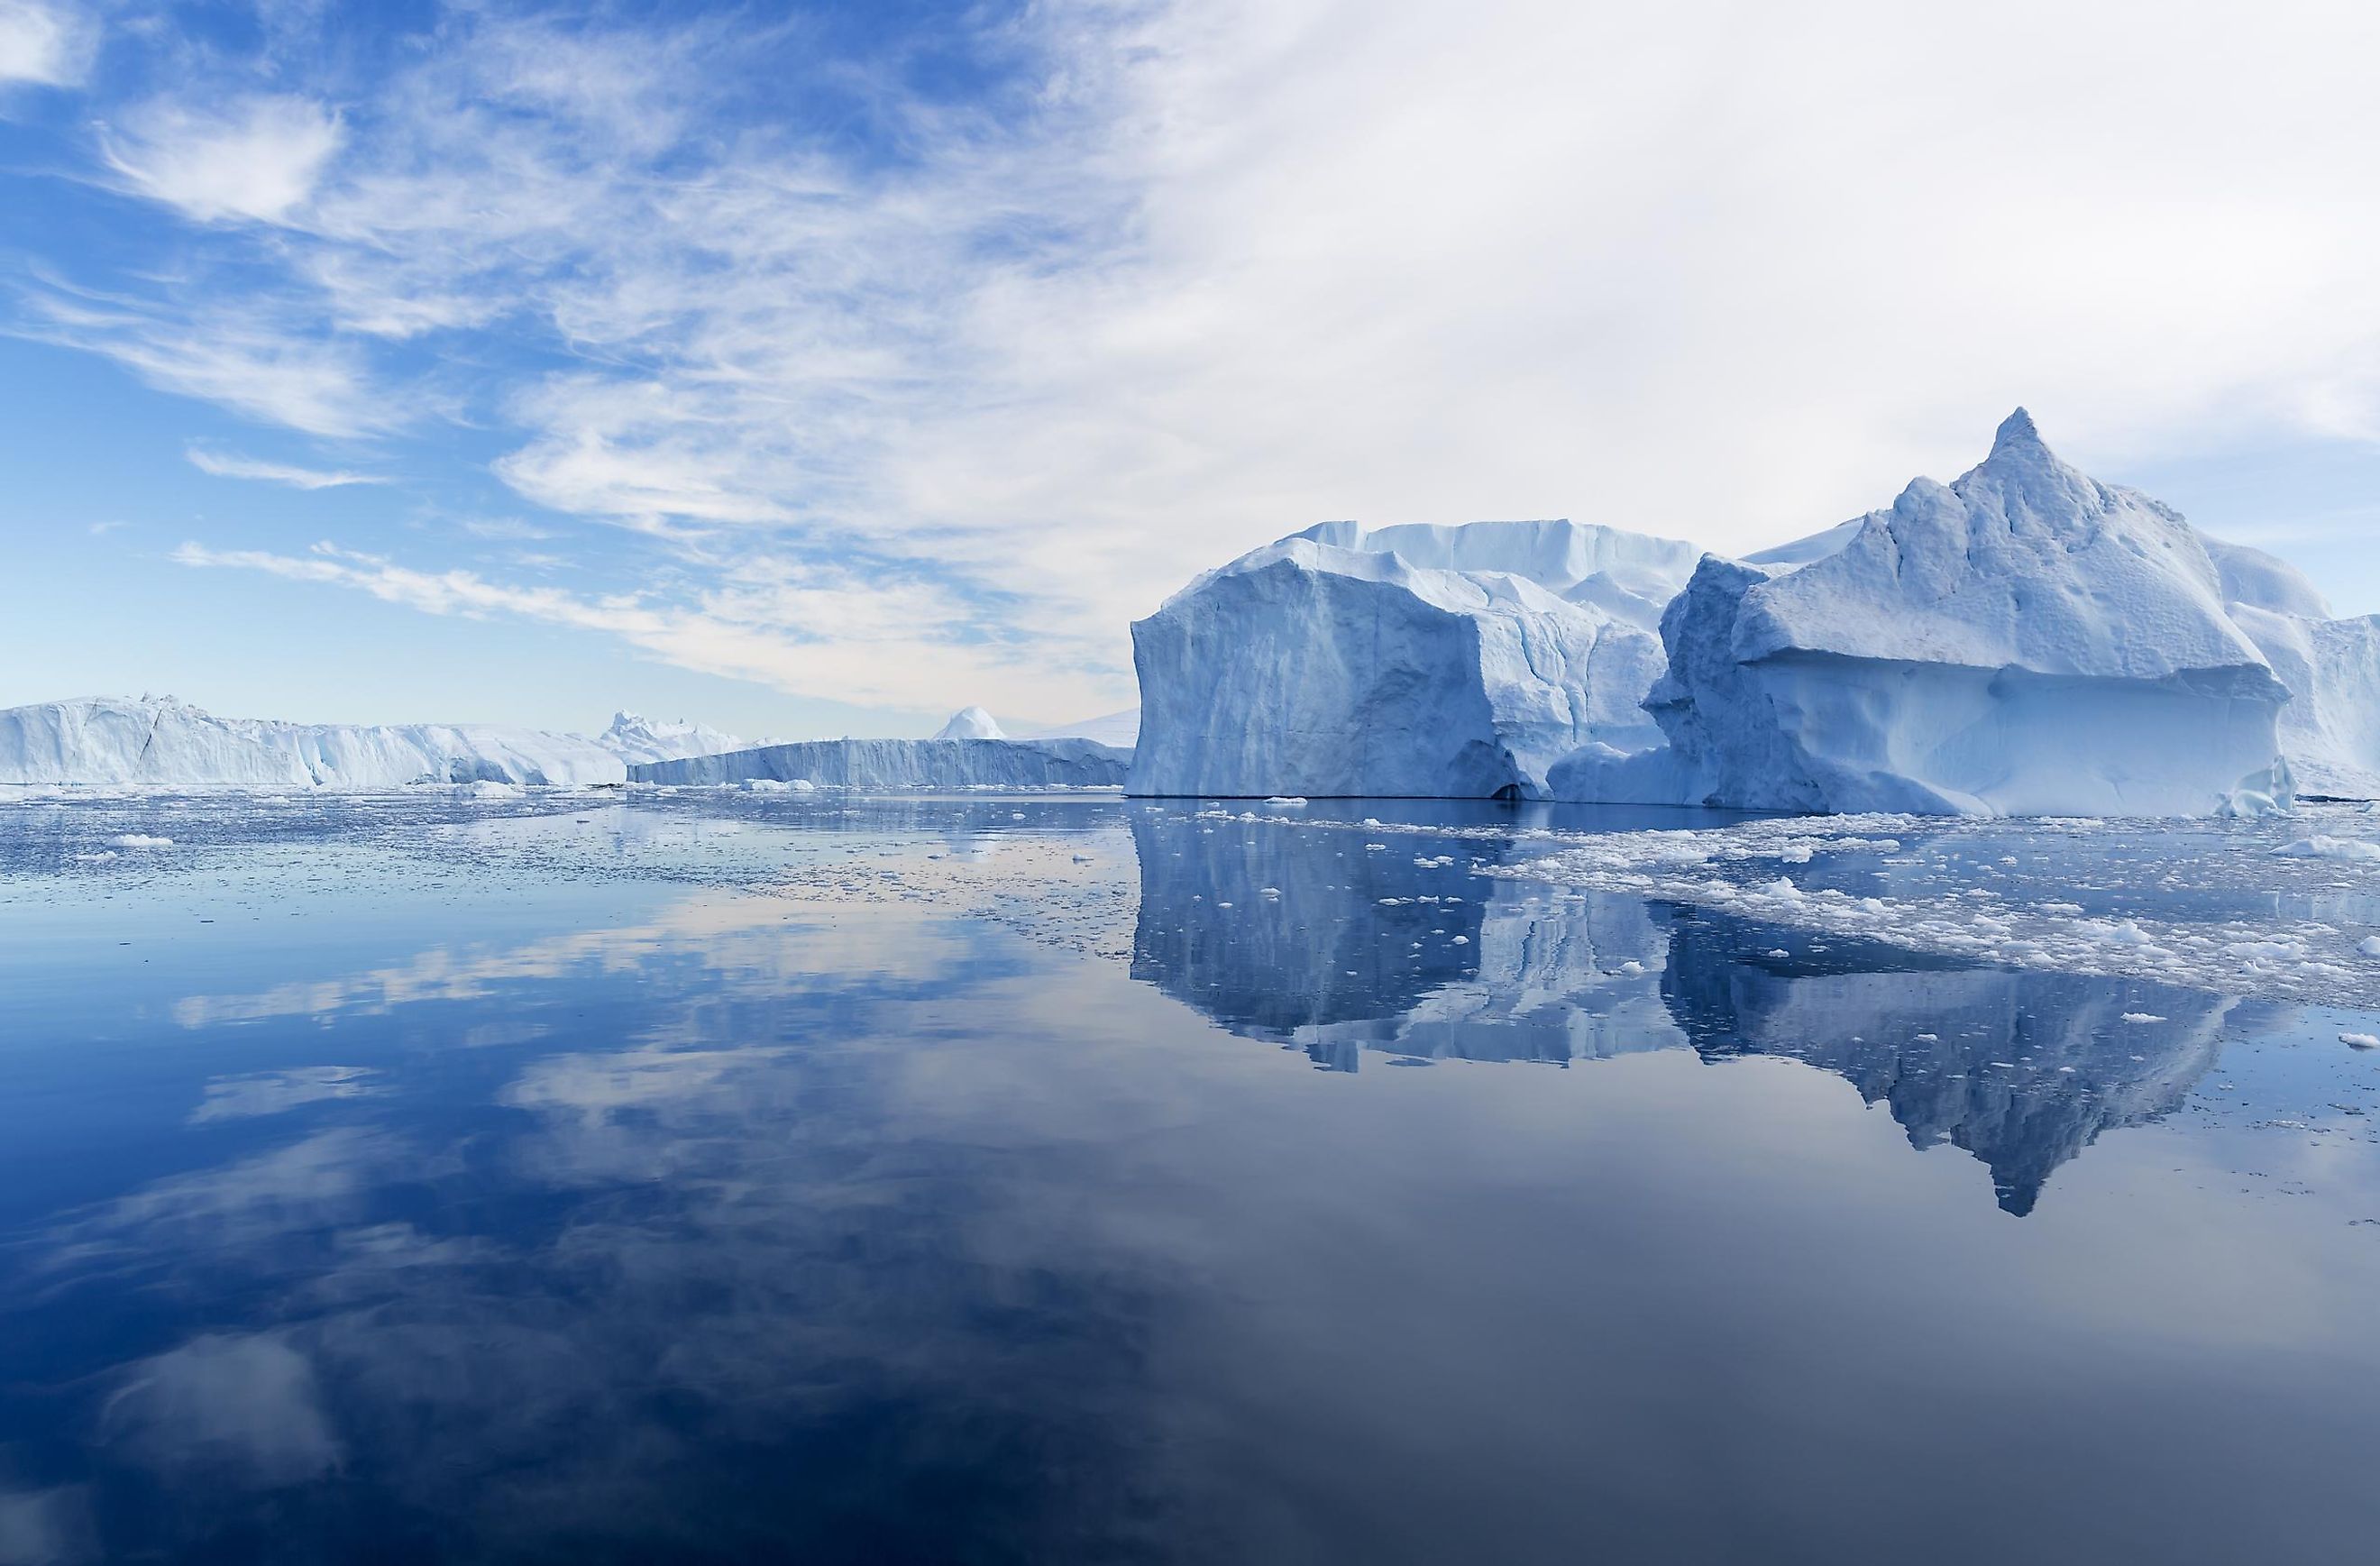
[2,791,2377,1564]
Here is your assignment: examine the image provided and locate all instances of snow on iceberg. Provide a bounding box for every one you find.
[628,736,1129,789]
[1558,412,2298,817]
[2208,543,2380,800]
[1129,519,1701,799]
[930,705,1006,741]
[594,711,751,766]
[0,696,627,788]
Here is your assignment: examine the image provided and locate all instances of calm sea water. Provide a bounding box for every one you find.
[3,791,2378,1565]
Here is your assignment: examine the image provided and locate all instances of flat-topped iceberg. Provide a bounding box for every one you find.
[629,736,1129,789]
[0,695,627,788]
[1129,519,1700,799]
[1560,413,2300,816]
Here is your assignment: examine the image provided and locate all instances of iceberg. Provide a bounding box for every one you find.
[930,706,1006,741]
[0,695,627,788]
[627,736,1130,789]
[1560,412,2300,817]
[594,711,752,766]
[1129,519,1701,799]
[2205,541,2380,800]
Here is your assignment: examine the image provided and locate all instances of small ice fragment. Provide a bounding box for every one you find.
[2120,1012,2165,1024]
[2341,1033,2380,1050]
[2272,837,2380,862]
[109,833,173,847]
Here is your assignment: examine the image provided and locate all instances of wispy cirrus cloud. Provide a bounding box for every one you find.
[14,285,386,437]
[186,445,385,490]
[171,540,1118,717]
[99,94,343,224]
[0,0,93,88]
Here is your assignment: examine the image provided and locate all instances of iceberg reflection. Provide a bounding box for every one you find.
[1129,808,2259,1210]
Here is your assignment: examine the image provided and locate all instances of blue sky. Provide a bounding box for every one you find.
[5,0,2379,739]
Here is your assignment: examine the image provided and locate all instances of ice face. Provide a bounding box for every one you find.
[628,736,1130,789]
[1129,521,1695,799]
[0,695,627,788]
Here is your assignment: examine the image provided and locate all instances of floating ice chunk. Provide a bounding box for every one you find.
[2271,836,2380,862]
[108,833,173,847]
[2342,1033,2380,1049]
[2362,937,2380,959]
[2120,1012,2166,1023]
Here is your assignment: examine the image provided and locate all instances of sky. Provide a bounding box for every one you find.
[4,0,2379,739]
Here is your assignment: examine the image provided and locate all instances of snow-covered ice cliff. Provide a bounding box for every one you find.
[629,736,1130,789]
[0,696,628,788]
[1128,519,1700,799]
[1557,412,2303,816]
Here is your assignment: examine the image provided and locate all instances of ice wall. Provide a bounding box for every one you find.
[1130,521,1695,799]
[628,736,1129,788]
[0,696,627,787]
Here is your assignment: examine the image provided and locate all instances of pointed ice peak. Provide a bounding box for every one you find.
[932,705,1005,741]
[1951,405,2102,524]
[1991,407,2042,454]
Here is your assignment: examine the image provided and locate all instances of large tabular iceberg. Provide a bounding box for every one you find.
[1129,519,1701,799]
[1559,413,2302,816]
[629,736,1129,789]
[0,695,627,787]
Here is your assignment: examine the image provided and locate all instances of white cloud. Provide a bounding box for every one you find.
[186,445,385,490]
[0,0,91,87]
[15,287,383,435]
[101,93,342,223]
[171,540,1121,717]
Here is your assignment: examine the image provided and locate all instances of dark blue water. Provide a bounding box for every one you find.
[2,792,2377,1564]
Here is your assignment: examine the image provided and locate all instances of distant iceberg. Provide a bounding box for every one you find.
[628,736,1130,789]
[930,705,1006,741]
[1555,412,2308,817]
[0,695,626,788]
[1129,519,1701,799]
[594,711,752,766]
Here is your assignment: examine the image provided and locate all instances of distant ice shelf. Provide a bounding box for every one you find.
[0,695,628,788]
[629,736,1130,789]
